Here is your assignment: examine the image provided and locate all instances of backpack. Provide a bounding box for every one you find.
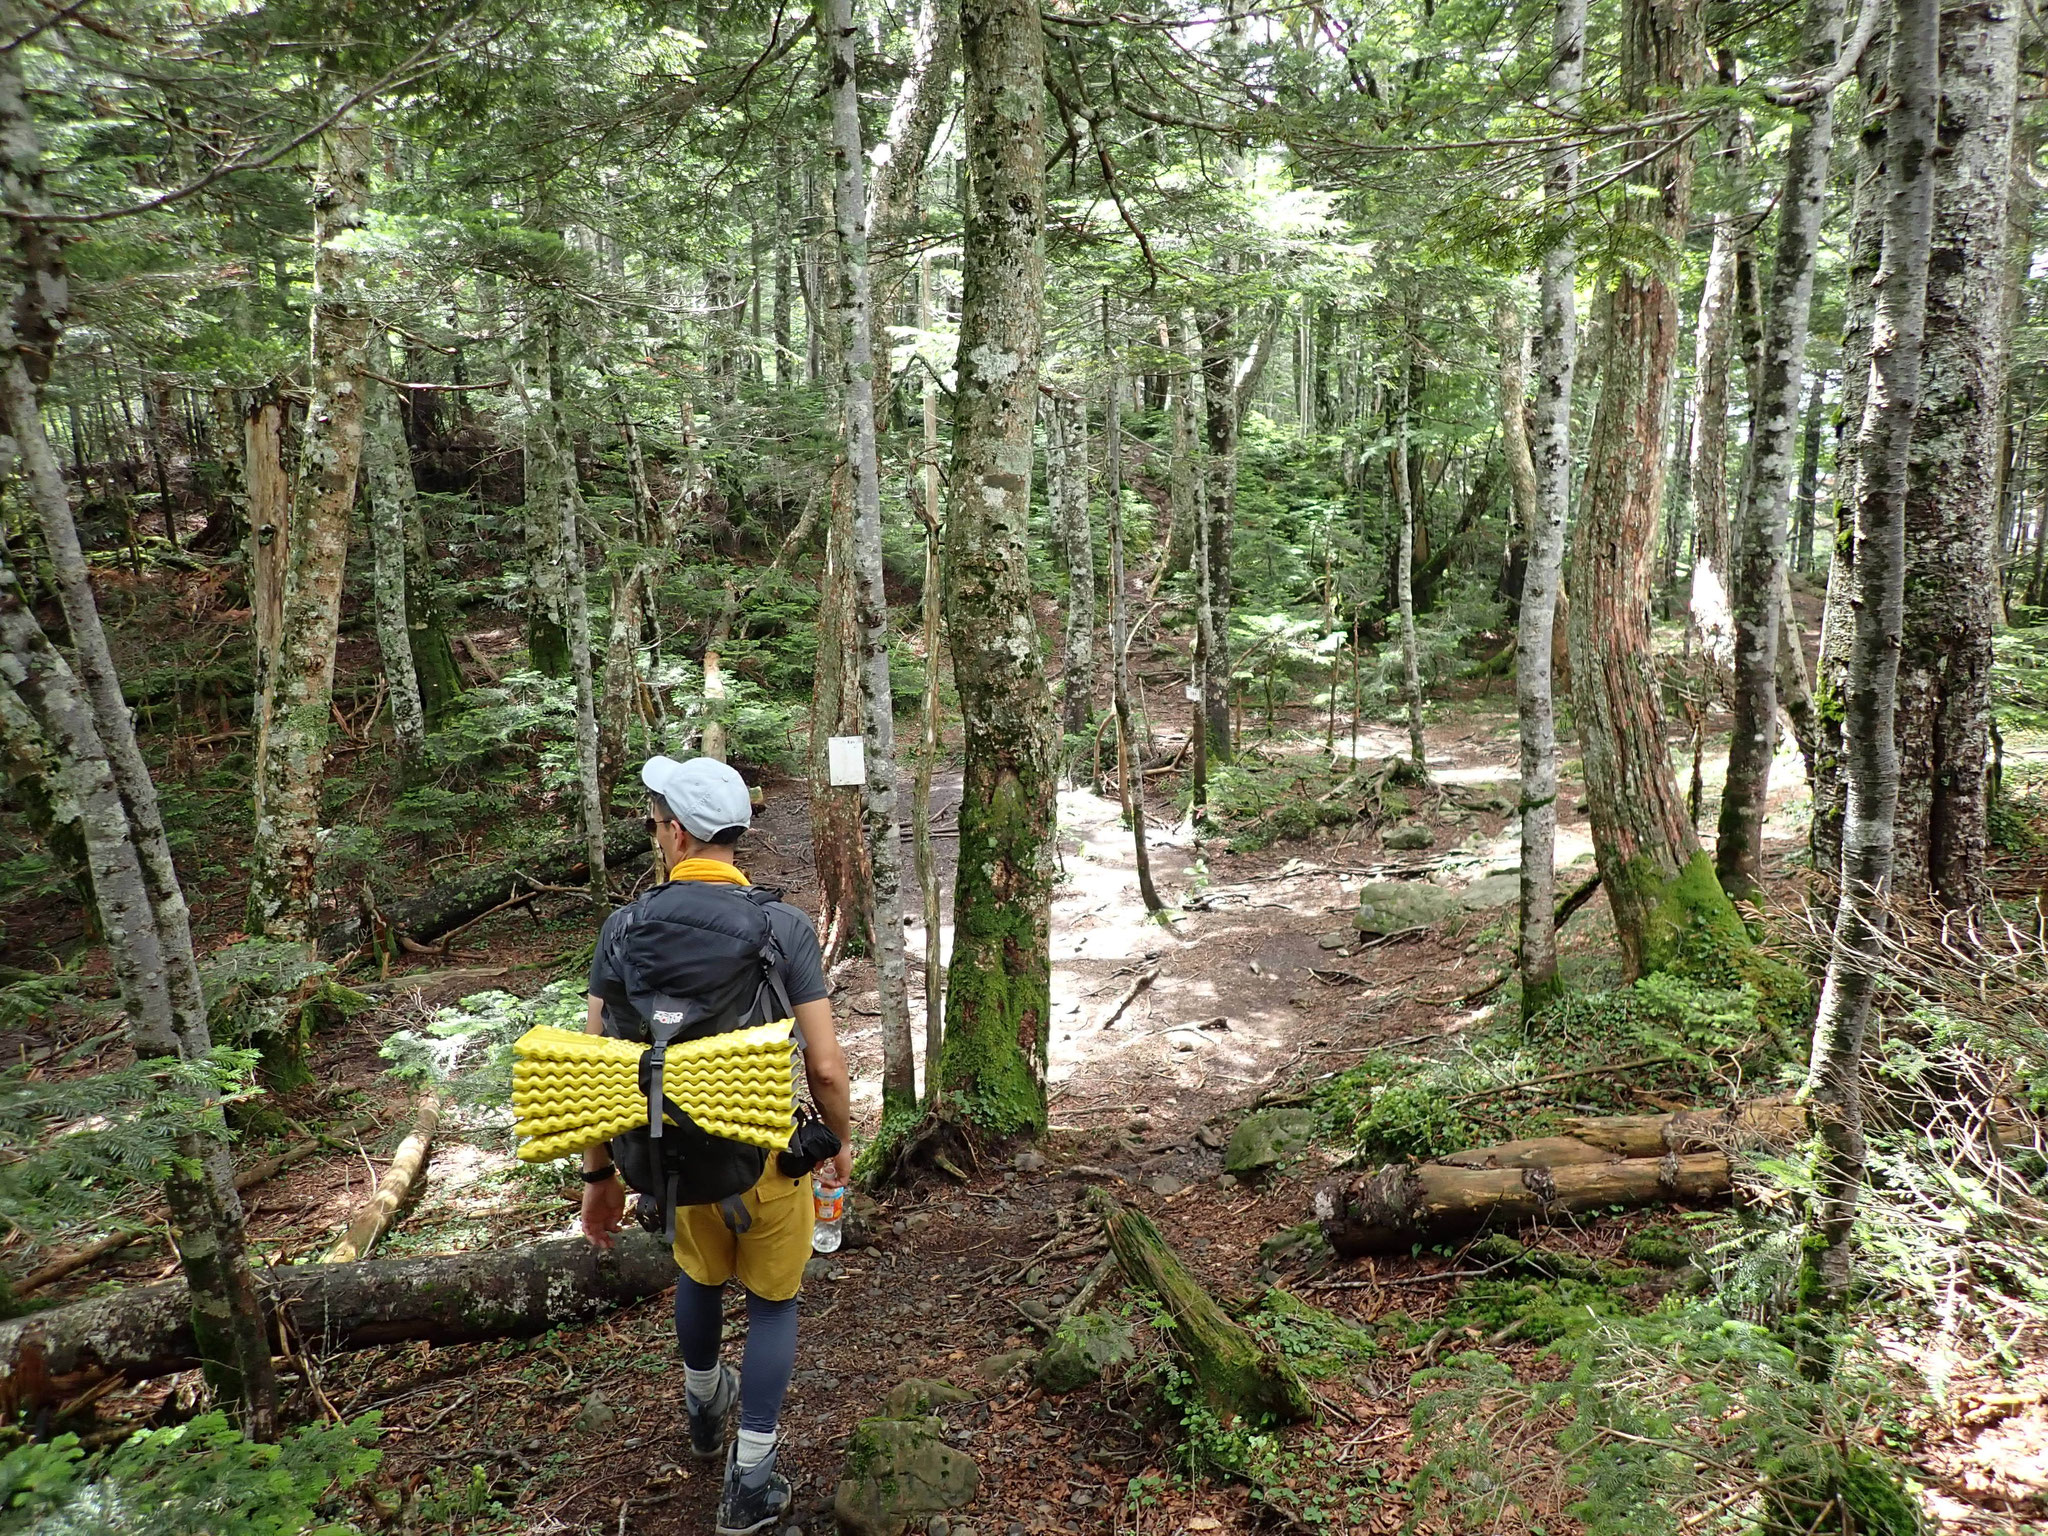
[602,880,799,1239]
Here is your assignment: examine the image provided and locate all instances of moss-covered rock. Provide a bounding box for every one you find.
[1033,1312,1137,1393]
[1353,880,1462,933]
[1224,1108,1316,1175]
[832,1415,981,1536]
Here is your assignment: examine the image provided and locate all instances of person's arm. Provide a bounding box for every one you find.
[578,993,627,1247]
[795,997,854,1188]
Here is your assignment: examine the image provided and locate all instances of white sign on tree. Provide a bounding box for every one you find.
[827,736,866,787]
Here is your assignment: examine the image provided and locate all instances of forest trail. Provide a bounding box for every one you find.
[16,697,1610,1533]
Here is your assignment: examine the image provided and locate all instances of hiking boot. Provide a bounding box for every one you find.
[715,1440,790,1536]
[686,1363,740,1460]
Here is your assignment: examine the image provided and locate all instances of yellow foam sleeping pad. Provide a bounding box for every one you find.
[510,1019,798,1163]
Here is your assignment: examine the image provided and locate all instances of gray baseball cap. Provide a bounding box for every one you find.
[641,756,753,841]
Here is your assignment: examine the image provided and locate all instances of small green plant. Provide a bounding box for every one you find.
[0,1410,382,1535]
[1312,1056,1476,1161]
[0,1047,259,1242]
[1410,1309,1926,1536]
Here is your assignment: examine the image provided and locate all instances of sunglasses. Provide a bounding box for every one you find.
[644,816,675,836]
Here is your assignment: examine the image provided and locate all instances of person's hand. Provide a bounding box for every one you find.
[580,1174,627,1249]
[815,1145,853,1190]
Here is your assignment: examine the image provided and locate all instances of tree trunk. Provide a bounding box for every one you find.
[915,271,947,1095]
[1794,372,1827,574]
[1802,0,1939,1312]
[1095,1195,1309,1423]
[363,342,427,760]
[1892,0,2018,908]
[775,141,795,384]
[1715,0,1845,902]
[0,56,279,1429]
[1812,66,1889,873]
[1565,0,1743,981]
[1157,315,1201,584]
[1777,560,1820,785]
[1198,297,1237,766]
[1390,344,1427,772]
[1497,300,1538,618]
[811,460,866,966]
[0,1234,680,1414]
[1051,391,1096,742]
[822,0,915,1119]
[1104,319,1163,914]
[0,678,92,918]
[936,0,1057,1139]
[1687,219,1740,670]
[0,571,278,1433]
[248,104,373,942]
[532,312,606,887]
[322,1092,440,1264]
[601,411,660,785]
[1517,0,1586,1021]
[245,399,288,706]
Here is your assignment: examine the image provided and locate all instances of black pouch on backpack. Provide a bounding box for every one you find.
[776,1112,842,1178]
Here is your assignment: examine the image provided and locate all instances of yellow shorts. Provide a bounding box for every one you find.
[671,1161,814,1301]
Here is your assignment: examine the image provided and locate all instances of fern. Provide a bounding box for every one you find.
[0,1411,382,1536]
[0,1048,258,1241]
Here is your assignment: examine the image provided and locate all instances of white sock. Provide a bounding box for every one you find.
[684,1363,723,1406]
[735,1428,777,1469]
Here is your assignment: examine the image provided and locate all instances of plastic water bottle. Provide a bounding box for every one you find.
[812,1178,846,1254]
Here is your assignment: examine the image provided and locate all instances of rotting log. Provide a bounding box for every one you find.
[0,1232,677,1415]
[323,1093,441,1263]
[1313,1154,1731,1259]
[1434,1102,1808,1172]
[1091,1191,1310,1425]
[318,816,650,957]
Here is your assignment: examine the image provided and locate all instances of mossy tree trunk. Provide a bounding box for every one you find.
[1802,0,1939,1313]
[1889,0,2018,908]
[248,97,372,942]
[1565,0,1747,980]
[1389,319,1427,773]
[1096,1195,1310,1425]
[936,0,1057,1139]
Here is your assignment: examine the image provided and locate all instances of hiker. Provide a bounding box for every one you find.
[578,754,853,1536]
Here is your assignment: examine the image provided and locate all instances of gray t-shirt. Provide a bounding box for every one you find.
[586,886,828,1038]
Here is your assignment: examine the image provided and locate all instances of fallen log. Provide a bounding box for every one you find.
[0,1232,677,1415]
[1314,1154,1731,1258]
[319,816,651,957]
[1092,1191,1310,1425]
[1432,1102,1806,1172]
[323,1094,441,1263]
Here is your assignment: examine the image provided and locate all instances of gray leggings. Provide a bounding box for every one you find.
[675,1274,799,1436]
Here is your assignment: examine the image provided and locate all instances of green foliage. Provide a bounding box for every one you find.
[1991,624,2048,734]
[0,1048,258,1242]
[381,980,588,1124]
[0,1412,382,1536]
[1523,968,1802,1108]
[0,967,81,1032]
[1245,1289,1379,1379]
[1411,1312,1924,1536]
[1311,1054,1476,1161]
[203,941,371,1091]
